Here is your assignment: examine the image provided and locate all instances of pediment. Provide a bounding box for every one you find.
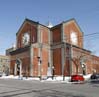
[63,19,83,34]
[16,18,38,36]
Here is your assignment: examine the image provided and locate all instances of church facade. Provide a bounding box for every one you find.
[10,18,99,77]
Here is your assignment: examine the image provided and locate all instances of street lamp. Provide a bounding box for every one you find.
[81,64,86,75]
[80,57,86,75]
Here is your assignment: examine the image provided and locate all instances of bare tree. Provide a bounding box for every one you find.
[72,51,88,75]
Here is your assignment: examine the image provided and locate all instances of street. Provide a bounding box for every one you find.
[0,79,99,97]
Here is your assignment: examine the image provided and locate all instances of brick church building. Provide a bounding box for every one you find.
[10,18,99,77]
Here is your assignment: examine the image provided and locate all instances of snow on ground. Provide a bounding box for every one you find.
[0,75,40,81]
[0,75,70,83]
[0,74,92,83]
[83,74,92,81]
[41,76,71,83]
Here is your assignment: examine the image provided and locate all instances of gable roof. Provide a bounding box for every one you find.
[50,18,83,34]
[16,18,39,36]
[16,18,83,36]
[62,18,83,33]
[16,18,51,36]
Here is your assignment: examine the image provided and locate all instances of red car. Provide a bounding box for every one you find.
[71,75,84,82]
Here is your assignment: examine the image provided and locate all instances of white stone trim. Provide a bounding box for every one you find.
[14,63,17,75]
[61,47,65,76]
[37,25,40,43]
[30,44,33,76]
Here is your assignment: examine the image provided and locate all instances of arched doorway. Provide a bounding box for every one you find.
[15,59,22,76]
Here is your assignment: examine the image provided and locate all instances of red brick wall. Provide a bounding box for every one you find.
[51,25,61,44]
[64,21,83,48]
[21,57,30,76]
[10,60,16,74]
[30,24,37,43]
[33,47,49,76]
[41,48,49,76]
[64,47,70,76]
[10,50,30,76]
[33,48,38,76]
[53,48,62,75]
[17,22,37,48]
[72,47,92,74]
[92,55,99,73]
[40,25,49,44]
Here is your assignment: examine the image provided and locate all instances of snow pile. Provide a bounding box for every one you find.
[0,75,19,79]
[42,76,71,83]
[23,77,40,81]
[83,74,92,81]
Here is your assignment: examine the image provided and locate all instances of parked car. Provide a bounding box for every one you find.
[71,75,84,82]
[90,73,99,80]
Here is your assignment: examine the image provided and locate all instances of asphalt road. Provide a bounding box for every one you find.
[0,79,99,97]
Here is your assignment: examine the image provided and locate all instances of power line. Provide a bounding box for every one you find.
[64,32,99,41]
[84,32,99,37]
[42,31,99,44]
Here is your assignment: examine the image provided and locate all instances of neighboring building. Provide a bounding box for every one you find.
[6,48,15,56]
[91,55,99,73]
[9,18,99,77]
[0,55,10,75]
[6,44,16,56]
